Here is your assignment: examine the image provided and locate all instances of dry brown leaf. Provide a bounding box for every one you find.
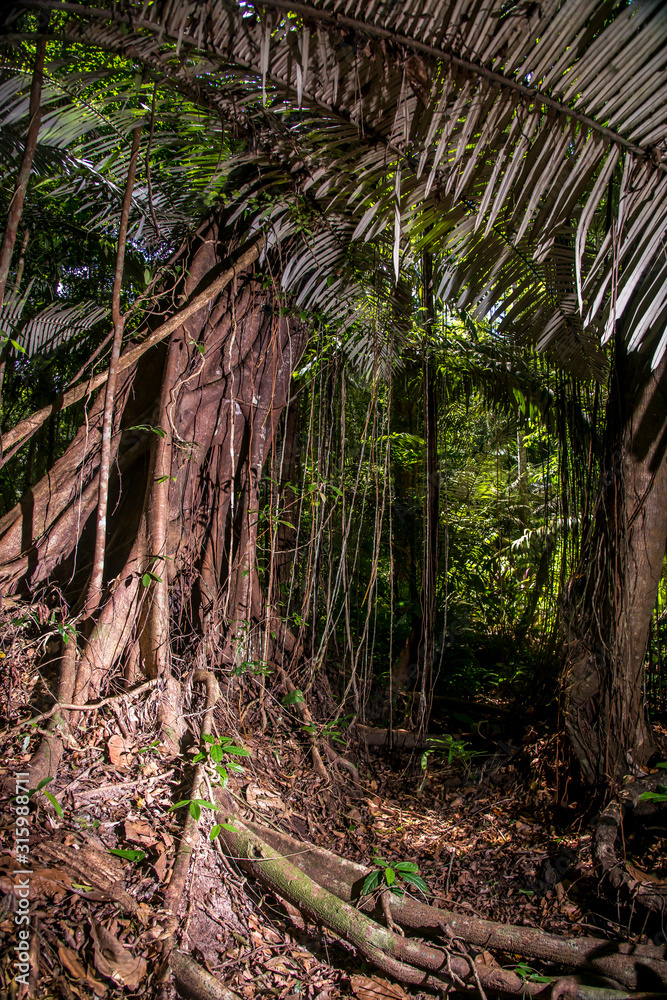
[89,919,147,989]
[350,975,409,1000]
[263,956,294,975]
[124,819,157,846]
[58,945,108,996]
[626,860,667,887]
[245,784,286,812]
[153,843,168,881]
[58,945,88,980]
[475,950,500,967]
[107,734,129,768]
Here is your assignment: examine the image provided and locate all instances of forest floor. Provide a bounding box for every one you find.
[1,634,667,999]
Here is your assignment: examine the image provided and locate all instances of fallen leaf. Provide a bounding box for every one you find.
[58,945,108,996]
[58,945,87,979]
[124,819,158,847]
[245,784,286,812]
[475,950,500,967]
[350,975,409,1000]
[153,843,168,881]
[107,735,129,768]
[89,920,147,988]
[263,956,294,975]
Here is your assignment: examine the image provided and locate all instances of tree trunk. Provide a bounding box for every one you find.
[563,314,667,785]
[0,224,307,710]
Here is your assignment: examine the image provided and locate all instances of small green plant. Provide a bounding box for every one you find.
[420,734,475,770]
[638,762,667,803]
[191,733,251,790]
[301,715,353,744]
[18,776,64,815]
[168,796,237,842]
[512,962,555,984]
[282,689,305,705]
[362,856,429,898]
[169,734,249,840]
[11,609,78,646]
[232,659,272,677]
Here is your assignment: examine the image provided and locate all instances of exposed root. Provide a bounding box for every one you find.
[10,677,158,737]
[275,662,329,782]
[594,775,667,915]
[169,950,243,1000]
[549,980,667,1000]
[28,638,77,794]
[162,669,220,942]
[240,820,667,992]
[218,816,549,997]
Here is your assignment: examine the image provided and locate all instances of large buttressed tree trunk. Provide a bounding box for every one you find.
[563,293,667,786]
[0,219,307,716]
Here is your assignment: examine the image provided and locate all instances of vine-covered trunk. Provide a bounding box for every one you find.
[563,328,667,785]
[0,223,307,717]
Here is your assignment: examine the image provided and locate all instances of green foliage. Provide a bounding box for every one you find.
[191,734,251,790]
[638,768,667,805]
[362,857,430,898]
[513,963,555,984]
[282,689,306,706]
[420,735,475,771]
[108,847,145,862]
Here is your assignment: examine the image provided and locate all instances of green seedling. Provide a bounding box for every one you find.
[513,963,555,984]
[362,856,430,898]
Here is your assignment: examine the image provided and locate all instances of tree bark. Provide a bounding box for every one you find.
[0,224,307,721]
[563,305,667,785]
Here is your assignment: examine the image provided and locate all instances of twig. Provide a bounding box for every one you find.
[445,848,455,895]
[9,678,158,736]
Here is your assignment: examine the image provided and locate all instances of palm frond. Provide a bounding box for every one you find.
[3,0,667,371]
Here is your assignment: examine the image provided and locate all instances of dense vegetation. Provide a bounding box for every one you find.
[1,3,667,998]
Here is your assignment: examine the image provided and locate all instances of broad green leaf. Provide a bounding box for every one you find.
[44,791,63,816]
[282,689,305,705]
[361,869,383,895]
[401,872,430,895]
[108,848,145,862]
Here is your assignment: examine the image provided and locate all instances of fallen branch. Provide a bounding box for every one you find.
[242,820,667,992]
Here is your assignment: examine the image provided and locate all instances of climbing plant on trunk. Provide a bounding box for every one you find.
[0,220,308,784]
[563,276,667,785]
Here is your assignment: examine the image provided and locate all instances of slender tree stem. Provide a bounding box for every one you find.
[84,124,142,616]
